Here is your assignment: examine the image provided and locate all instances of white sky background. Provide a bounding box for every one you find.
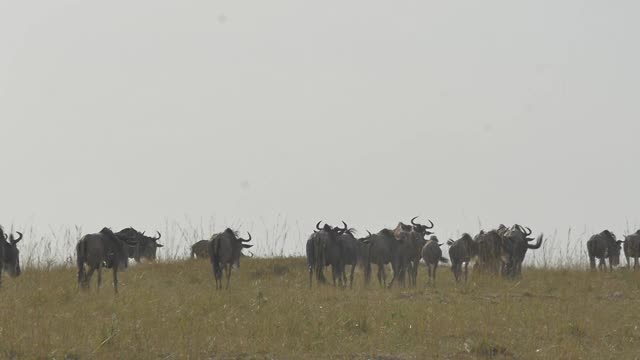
[1,1,640,259]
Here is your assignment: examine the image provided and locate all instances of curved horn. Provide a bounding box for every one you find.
[3,233,7,241]
[154,231,162,241]
[411,216,419,226]
[367,230,373,237]
[527,234,543,249]
[524,227,532,236]
[425,219,434,229]
[339,221,348,233]
[316,221,323,231]
[13,232,23,243]
[242,232,252,242]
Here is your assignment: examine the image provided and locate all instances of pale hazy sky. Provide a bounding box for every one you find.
[1,1,639,253]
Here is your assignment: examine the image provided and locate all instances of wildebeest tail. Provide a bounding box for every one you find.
[76,240,87,285]
[439,257,449,264]
[209,238,222,277]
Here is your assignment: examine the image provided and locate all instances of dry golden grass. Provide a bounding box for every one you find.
[1,258,639,359]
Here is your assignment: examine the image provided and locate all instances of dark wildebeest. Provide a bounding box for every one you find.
[306,221,348,288]
[421,235,448,285]
[209,229,253,289]
[387,221,418,288]
[473,229,505,275]
[359,229,398,288]
[447,233,477,282]
[116,228,163,262]
[623,230,640,270]
[406,217,434,287]
[339,228,369,289]
[0,228,23,287]
[501,225,543,277]
[587,230,623,271]
[76,228,136,293]
[191,240,210,259]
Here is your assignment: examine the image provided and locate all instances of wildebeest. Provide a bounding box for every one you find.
[191,240,210,259]
[623,230,640,270]
[587,230,623,271]
[116,228,163,262]
[421,235,448,285]
[0,227,23,287]
[360,229,397,287]
[209,229,253,289]
[306,221,348,288]
[339,228,369,289]
[76,228,136,293]
[473,229,506,275]
[447,233,477,282]
[387,221,418,288]
[501,225,543,277]
[406,217,435,287]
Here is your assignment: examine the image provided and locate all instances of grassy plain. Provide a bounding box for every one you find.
[0,258,639,359]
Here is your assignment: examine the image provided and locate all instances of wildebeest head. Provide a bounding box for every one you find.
[315,221,348,235]
[2,230,23,277]
[393,222,414,242]
[410,216,435,236]
[220,228,253,268]
[117,228,164,261]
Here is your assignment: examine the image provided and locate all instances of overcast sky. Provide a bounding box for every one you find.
[1,1,639,253]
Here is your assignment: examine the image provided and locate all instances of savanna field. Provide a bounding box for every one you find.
[1,257,639,359]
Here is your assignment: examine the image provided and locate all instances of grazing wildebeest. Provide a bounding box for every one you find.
[209,229,253,289]
[191,240,210,259]
[76,228,136,293]
[587,230,623,271]
[116,228,163,262]
[623,230,640,270]
[421,235,448,285]
[359,229,398,288]
[447,233,477,282]
[501,225,543,277]
[306,221,348,288]
[0,228,23,287]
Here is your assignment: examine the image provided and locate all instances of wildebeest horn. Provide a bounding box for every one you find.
[316,221,323,231]
[367,230,373,237]
[527,234,543,249]
[411,216,419,226]
[338,221,348,233]
[524,227,532,236]
[242,232,252,242]
[13,232,23,243]
[425,219,434,229]
[153,231,162,241]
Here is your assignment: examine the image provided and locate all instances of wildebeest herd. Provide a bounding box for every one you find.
[0,219,636,293]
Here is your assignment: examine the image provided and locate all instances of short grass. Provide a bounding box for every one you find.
[1,258,639,359]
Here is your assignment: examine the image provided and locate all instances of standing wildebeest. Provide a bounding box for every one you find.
[191,240,210,259]
[209,229,253,289]
[339,228,369,289]
[447,233,477,282]
[623,230,640,270]
[587,230,623,271]
[306,221,348,288]
[388,221,419,288]
[501,225,543,277]
[400,217,435,287]
[473,229,506,276]
[0,227,23,287]
[116,228,163,262]
[360,229,398,288]
[421,235,448,285]
[76,228,136,293]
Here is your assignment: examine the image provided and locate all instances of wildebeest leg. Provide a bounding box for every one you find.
[464,261,469,282]
[349,264,355,289]
[426,264,432,285]
[608,258,614,272]
[112,268,118,294]
[225,264,232,289]
[97,265,103,291]
[433,263,438,285]
[85,266,96,289]
[309,266,313,288]
[634,256,639,271]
